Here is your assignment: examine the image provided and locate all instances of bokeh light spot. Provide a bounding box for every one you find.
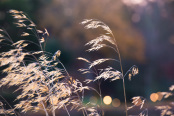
[150,93,159,102]
[112,98,121,107]
[90,96,98,105]
[157,92,163,101]
[103,96,112,105]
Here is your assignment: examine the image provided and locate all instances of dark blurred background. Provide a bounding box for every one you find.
[0,0,174,115]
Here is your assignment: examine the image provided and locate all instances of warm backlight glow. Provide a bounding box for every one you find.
[103,96,112,105]
[122,0,148,6]
[150,93,159,102]
[112,98,121,107]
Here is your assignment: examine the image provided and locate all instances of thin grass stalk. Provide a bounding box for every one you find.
[0,95,17,116]
[98,80,104,116]
[52,108,55,116]
[58,61,87,116]
[64,104,70,116]
[1,29,50,116]
[111,33,128,116]
[2,106,7,116]
[92,66,104,116]
[21,61,49,116]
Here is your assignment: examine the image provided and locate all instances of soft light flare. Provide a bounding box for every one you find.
[122,0,147,6]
